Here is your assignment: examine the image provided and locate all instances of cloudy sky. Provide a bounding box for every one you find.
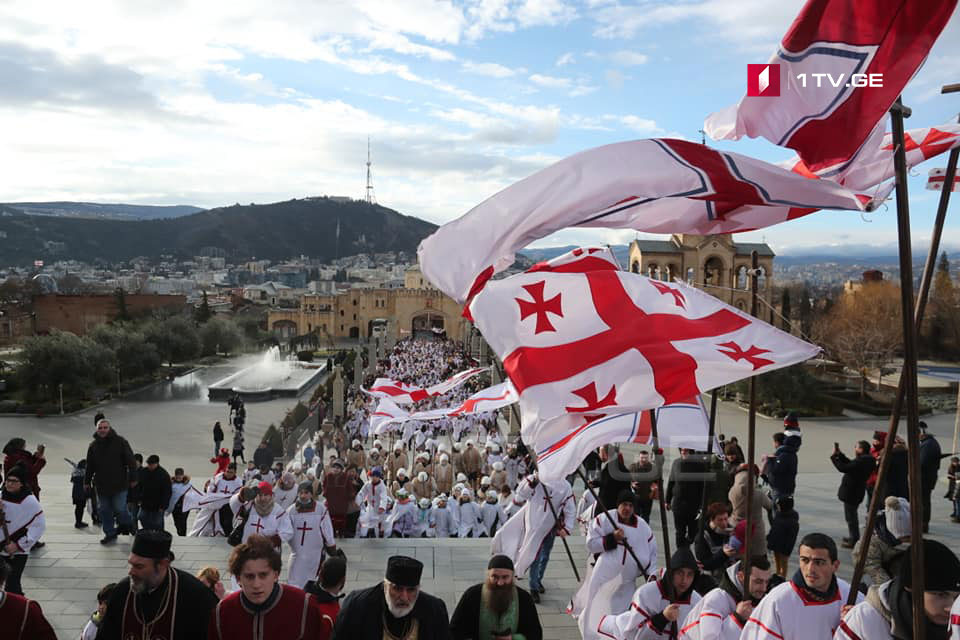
[1,1,959,255]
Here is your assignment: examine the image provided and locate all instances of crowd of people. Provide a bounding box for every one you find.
[1,336,959,639]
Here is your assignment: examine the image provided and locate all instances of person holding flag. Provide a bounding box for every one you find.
[678,556,773,640]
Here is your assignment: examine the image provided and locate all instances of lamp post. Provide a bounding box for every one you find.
[58,383,63,415]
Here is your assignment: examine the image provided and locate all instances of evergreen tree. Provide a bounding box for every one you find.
[798,286,812,337]
[927,252,957,354]
[114,287,131,322]
[195,290,213,323]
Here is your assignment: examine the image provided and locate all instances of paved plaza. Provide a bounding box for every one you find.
[1,367,959,638]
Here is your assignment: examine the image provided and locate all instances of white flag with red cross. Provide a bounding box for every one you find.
[362,367,488,404]
[407,381,518,421]
[704,0,956,174]
[417,138,884,304]
[782,122,960,191]
[468,269,820,481]
[370,397,410,435]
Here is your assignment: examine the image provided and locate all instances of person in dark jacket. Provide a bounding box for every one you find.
[765,415,801,500]
[84,419,137,544]
[831,439,877,547]
[666,448,706,547]
[127,453,143,534]
[2,438,46,499]
[693,502,735,580]
[918,423,943,533]
[253,441,273,470]
[332,555,451,640]
[138,454,172,531]
[885,436,910,501]
[70,459,90,528]
[766,496,799,578]
[449,555,542,640]
[629,449,657,522]
[597,446,632,514]
[212,421,224,458]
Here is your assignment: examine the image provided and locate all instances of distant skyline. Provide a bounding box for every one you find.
[0,1,958,256]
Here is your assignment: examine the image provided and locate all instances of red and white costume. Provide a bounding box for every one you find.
[949,594,959,640]
[678,563,748,640]
[208,584,323,640]
[208,472,244,495]
[229,493,293,548]
[0,492,45,555]
[742,578,859,640]
[597,578,701,640]
[571,508,657,638]
[285,500,335,589]
[355,479,388,536]
[188,472,244,536]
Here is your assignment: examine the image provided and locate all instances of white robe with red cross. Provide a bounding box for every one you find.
[285,500,335,589]
[597,579,701,640]
[678,563,747,640]
[229,493,293,547]
[571,508,657,639]
[741,578,859,640]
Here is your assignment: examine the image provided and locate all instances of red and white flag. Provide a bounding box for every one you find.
[370,397,409,435]
[362,367,488,404]
[408,381,518,421]
[704,0,957,173]
[418,138,882,303]
[468,269,820,481]
[928,167,960,192]
[526,246,621,274]
[783,122,960,190]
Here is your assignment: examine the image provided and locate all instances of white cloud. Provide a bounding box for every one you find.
[617,114,663,134]
[461,60,518,77]
[515,0,577,27]
[610,50,648,66]
[556,52,575,66]
[529,73,572,89]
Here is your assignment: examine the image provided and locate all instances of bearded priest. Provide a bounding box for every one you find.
[450,554,543,640]
[332,555,450,640]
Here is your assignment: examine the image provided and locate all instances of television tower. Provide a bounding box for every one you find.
[365,137,376,205]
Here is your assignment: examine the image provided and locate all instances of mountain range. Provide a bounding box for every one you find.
[2,201,204,220]
[0,198,436,265]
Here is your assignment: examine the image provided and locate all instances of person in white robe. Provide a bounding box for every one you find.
[479,489,508,537]
[387,489,419,537]
[0,467,46,595]
[286,481,336,589]
[742,533,860,640]
[456,488,484,538]
[570,489,657,637]
[413,498,435,537]
[355,468,388,537]
[228,481,293,550]
[834,539,960,640]
[273,472,298,510]
[577,486,598,536]
[597,547,703,640]
[950,590,959,640]
[432,495,456,538]
[678,557,772,640]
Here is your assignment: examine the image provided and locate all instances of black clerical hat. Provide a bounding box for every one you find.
[385,555,422,587]
[132,529,174,561]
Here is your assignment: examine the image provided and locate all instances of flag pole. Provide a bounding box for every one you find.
[649,408,676,637]
[699,389,720,533]
[847,107,958,602]
[889,96,926,640]
[742,251,759,591]
[575,467,650,576]
[506,400,581,582]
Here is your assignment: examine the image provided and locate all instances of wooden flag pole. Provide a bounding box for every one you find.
[742,251,760,591]
[889,96,926,640]
[649,408,677,637]
[848,110,958,601]
[698,389,720,532]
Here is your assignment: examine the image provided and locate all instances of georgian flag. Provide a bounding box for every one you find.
[527,246,621,274]
[418,138,884,303]
[704,0,957,173]
[408,381,519,420]
[783,122,960,190]
[361,367,488,404]
[370,397,410,435]
[468,268,820,481]
[928,167,960,192]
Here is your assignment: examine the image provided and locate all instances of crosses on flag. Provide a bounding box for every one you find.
[370,397,409,435]
[468,264,820,481]
[927,167,960,192]
[418,138,883,303]
[704,0,956,173]
[362,367,488,404]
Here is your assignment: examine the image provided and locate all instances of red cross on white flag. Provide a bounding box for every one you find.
[362,367,488,404]
[467,262,820,481]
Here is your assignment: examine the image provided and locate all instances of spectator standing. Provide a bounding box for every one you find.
[918,422,943,533]
[304,442,315,470]
[70,459,91,528]
[949,456,960,523]
[729,463,773,556]
[693,502,735,581]
[307,555,348,640]
[232,430,245,464]
[253,441,273,470]
[2,438,46,500]
[830,440,876,548]
[137,455,172,531]
[629,450,657,523]
[213,421,224,458]
[767,496,800,578]
[167,468,192,536]
[666,448,706,547]
[84,419,136,544]
[851,496,912,586]
[865,430,887,504]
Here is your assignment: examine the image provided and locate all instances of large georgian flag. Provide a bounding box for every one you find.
[704,0,957,173]
[783,122,960,190]
[409,381,519,420]
[370,397,410,435]
[361,367,488,404]
[417,138,882,303]
[468,269,820,481]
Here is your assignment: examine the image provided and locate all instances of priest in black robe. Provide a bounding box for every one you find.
[96,529,220,640]
[332,555,451,640]
[450,555,542,640]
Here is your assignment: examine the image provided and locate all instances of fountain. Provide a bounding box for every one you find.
[207,347,326,401]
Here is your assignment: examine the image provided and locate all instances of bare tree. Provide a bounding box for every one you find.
[814,281,902,398]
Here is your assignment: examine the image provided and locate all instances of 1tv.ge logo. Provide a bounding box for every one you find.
[748,63,884,97]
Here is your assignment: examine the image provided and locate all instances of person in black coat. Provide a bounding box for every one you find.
[84,419,137,544]
[693,502,735,581]
[918,423,944,533]
[212,422,224,458]
[666,448,706,547]
[332,555,451,640]
[449,555,542,640]
[766,496,799,578]
[831,439,876,548]
[138,455,172,531]
[597,446,632,514]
